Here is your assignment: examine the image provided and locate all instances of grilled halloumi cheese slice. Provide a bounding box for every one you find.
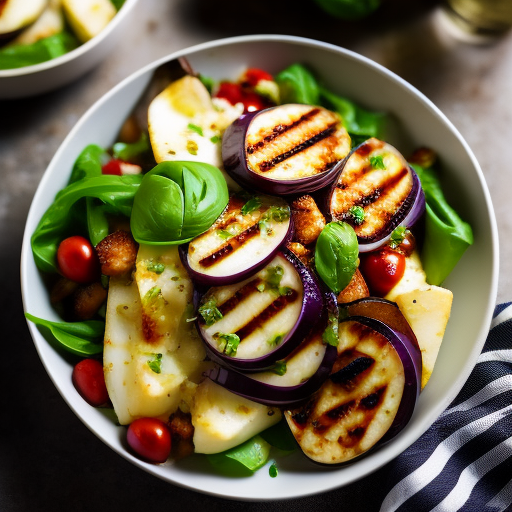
[103,245,208,425]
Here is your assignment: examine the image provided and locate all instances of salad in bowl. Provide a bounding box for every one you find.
[21,36,496,500]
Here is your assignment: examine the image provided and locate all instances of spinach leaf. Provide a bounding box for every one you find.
[31,174,142,274]
[25,313,104,356]
[315,221,359,294]
[320,86,386,140]
[130,161,228,245]
[112,133,152,165]
[0,32,79,70]
[207,435,271,474]
[411,164,473,285]
[275,63,320,105]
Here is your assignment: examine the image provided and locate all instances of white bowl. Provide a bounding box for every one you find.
[0,0,138,99]
[20,34,499,500]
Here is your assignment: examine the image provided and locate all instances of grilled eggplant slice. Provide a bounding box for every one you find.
[329,138,425,252]
[182,193,292,286]
[222,104,351,195]
[195,250,323,372]
[284,316,421,465]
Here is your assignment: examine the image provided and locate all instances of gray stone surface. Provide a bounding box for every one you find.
[1,0,509,510]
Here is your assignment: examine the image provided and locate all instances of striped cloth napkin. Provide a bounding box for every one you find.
[357,302,512,512]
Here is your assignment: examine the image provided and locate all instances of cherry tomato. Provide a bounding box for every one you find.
[214,82,245,106]
[101,159,124,176]
[127,418,172,463]
[72,358,109,407]
[57,236,100,283]
[242,90,270,113]
[241,68,273,87]
[359,248,406,297]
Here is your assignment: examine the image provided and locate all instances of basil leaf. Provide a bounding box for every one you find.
[130,161,228,245]
[207,435,271,473]
[275,63,320,105]
[411,163,473,285]
[315,221,359,294]
[260,420,297,452]
[68,145,106,184]
[0,32,79,70]
[112,133,152,165]
[31,174,142,274]
[25,313,104,357]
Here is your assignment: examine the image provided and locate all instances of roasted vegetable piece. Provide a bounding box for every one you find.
[329,138,425,252]
[222,103,351,195]
[290,194,326,246]
[182,194,292,286]
[285,315,421,464]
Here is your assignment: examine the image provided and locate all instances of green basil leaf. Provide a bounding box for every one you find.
[275,63,320,105]
[207,435,271,474]
[260,419,297,452]
[25,313,104,356]
[112,133,151,164]
[411,163,473,285]
[130,161,228,245]
[68,144,106,184]
[31,174,142,274]
[0,32,79,70]
[315,221,359,294]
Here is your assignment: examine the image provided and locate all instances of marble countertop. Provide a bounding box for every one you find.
[1,0,510,510]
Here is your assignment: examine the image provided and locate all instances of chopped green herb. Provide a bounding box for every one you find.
[272,360,287,376]
[214,332,240,357]
[198,74,215,93]
[186,140,198,155]
[241,197,262,215]
[217,229,233,240]
[186,316,197,323]
[210,135,221,144]
[147,353,163,374]
[258,205,290,235]
[267,333,284,347]
[322,311,339,347]
[198,297,223,326]
[146,261,165,274]
[269,462,279,478]
[369,155,386,170]
[348,205,365,226]
[389,226,409,249]
[187,123,204,136]
[143,286,161,304]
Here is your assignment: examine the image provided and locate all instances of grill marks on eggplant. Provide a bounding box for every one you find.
[330,138,414,240]
[199,255,304,360]
[245,104,351,180]
[187,195,291,279]
[284,320,405,464]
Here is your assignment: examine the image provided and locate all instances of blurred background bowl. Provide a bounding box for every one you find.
[0,0,139,99]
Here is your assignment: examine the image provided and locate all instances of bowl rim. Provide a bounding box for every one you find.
[20,33,499,500]
[0,0,139,77]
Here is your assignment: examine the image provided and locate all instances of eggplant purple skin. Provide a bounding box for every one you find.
[206,343,337,407]
[178,218,294,287]
[195,249,324,372]
[325,139,426,253]
[222,110,344,196]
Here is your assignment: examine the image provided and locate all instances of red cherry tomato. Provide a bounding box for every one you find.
[242,91,270,113]
[57,236,100,283]
[101,159,124,176]
[359,248,406,297]
[214,82,245,106]
[127,418,172,463]
[242,68,273,87]
[72,358,109,407]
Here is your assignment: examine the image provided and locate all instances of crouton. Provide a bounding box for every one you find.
[96,230,138,276]
[337,269,370,304]
[287,242,312,267]
[72,281,108,320]
[291,195,326,246]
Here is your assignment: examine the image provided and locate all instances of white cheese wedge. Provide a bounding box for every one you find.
[191,379,281,454]
[61,0,115,43]
[103,245,208,425]
[147,75,243,190]
[385,250,453,389]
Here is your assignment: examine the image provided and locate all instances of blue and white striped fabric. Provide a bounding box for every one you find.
[375,302,512,512]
